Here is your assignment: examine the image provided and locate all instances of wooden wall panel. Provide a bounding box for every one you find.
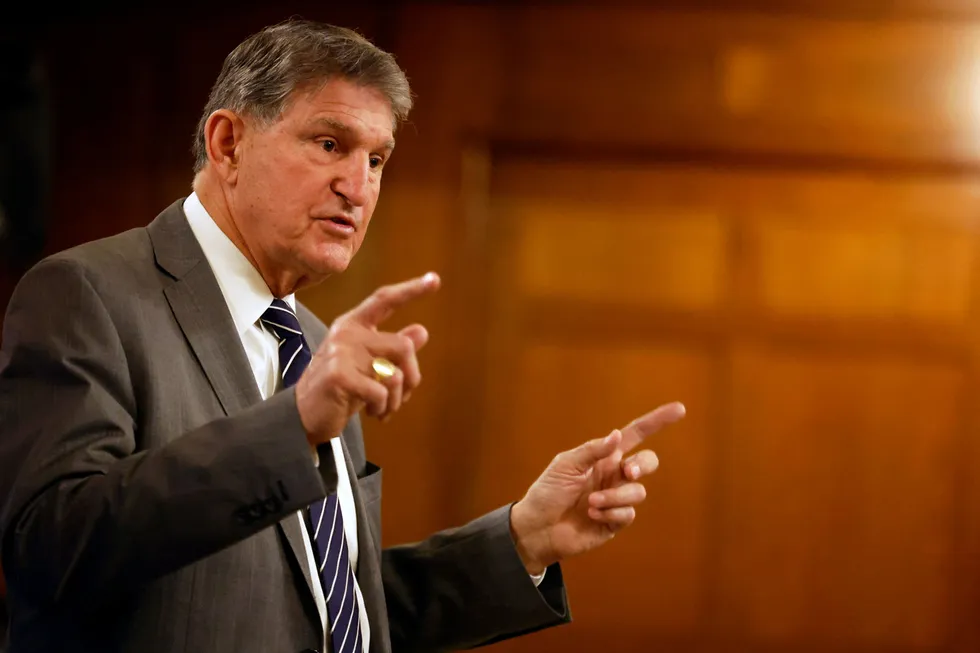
[498,8,980,164]
[513,205,728,309]
[719,348,965,649]
[741,174,980,325]
[754,220,976,323]
[494,159,980,333]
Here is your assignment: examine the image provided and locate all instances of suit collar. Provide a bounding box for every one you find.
[147,198,262,416]
[182,191,298,338]
[147,198,205,280]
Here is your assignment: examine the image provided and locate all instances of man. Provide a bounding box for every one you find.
[0,19,685,653]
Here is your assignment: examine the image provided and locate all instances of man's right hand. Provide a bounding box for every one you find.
[295,272,441,446]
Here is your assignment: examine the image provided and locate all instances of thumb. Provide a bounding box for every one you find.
[398,324,429,351]
[561,430,623,475]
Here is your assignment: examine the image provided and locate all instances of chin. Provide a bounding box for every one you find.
[305,246,353,277]
[294,237,360,282]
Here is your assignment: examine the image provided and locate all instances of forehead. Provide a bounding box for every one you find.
[283,78,395,144]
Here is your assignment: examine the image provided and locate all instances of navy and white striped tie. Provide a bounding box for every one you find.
[260,298,312,388]
[261,299,362,653]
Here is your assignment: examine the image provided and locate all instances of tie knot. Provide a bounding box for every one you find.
[260,298,303,342]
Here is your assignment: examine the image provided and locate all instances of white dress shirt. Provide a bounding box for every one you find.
[184,192,370,652]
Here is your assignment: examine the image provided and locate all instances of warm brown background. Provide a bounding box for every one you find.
[4,1,980,651]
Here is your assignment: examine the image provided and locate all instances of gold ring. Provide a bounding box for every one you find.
[372,357,397,381]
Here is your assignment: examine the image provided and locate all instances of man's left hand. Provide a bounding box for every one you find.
[509,402,686,575]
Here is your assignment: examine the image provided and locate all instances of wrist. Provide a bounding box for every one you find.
[509,500,552,576]
[294,378,317,440]
[294,378,332,452]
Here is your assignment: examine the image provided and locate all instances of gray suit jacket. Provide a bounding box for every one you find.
[0,199,570,653]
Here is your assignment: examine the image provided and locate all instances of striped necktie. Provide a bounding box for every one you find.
[261,298,363,653]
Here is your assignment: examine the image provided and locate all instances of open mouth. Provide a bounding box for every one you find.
[328,216,355,229]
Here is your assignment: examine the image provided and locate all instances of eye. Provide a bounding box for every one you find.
[369,156,384,169]
[321,139,337,153]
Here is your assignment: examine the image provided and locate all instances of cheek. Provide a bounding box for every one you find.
[361,189,381,227]
[245,168,311,233]
[243,141,309,200]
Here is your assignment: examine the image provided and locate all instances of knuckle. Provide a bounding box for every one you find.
[330,373,355,394]
[374,286,394,303]
[325,345,356,371]
[328,315,347,331]
[403,363,420,382]
[321,357,345,380]
[331,313,357,333]
[397,335,414,356]
[326,331,353,353]
[371,384,389,404]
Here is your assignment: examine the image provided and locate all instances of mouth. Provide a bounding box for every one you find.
[316,214,357,238]
[326,215,356,230]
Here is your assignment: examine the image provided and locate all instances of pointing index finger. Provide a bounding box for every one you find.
[349,272,441,327]
[619,402,686,452]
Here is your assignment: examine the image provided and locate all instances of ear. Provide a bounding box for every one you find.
[203,109,247,184]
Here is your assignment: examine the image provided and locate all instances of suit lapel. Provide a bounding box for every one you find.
[162,268,262,415]
[147,199,321,622]
[279,512,323,631]
[147,199,261,415]
[338,437,389,653]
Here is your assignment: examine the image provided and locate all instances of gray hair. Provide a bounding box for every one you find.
[192,19,412,172]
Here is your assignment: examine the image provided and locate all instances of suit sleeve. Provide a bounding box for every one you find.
[382,506,571,652]
[0,258,326,612]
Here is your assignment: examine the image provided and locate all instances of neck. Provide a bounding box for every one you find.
[192,172,307,297]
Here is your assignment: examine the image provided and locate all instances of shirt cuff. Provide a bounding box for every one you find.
[530,567,547,587]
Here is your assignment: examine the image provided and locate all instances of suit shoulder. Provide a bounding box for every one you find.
[41,228,153,289]
[11,228,150,298]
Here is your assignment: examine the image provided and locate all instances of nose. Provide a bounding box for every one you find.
[331,152,371,208]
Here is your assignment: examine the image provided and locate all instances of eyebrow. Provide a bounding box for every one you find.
[313,117,396,152]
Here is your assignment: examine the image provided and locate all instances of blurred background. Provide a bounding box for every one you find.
[4,1,980,651]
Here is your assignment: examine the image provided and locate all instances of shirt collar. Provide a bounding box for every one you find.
[182,192,297,337]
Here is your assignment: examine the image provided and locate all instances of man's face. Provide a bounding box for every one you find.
[231,77,395,282]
